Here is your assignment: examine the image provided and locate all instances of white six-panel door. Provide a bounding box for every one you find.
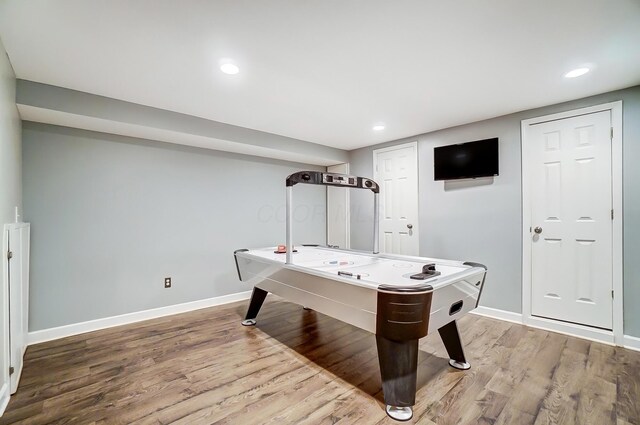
[374,142,419,256]
[529,111,613,329]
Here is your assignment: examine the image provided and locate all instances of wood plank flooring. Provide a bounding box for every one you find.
[1,297,639,424]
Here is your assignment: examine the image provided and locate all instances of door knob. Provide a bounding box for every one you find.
[534,226,543,234]
[407,224,413,229]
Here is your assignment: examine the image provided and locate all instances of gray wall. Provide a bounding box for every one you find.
[23,123,327,331]
[349,85,640,337]
[0,36,21,400]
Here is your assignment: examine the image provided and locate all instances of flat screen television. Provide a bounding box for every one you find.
[434,138,499,181]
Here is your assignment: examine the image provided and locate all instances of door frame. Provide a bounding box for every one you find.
[521,101,623,345]
[373,141,420,255]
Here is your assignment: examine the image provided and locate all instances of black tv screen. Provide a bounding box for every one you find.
[434,138,499,181]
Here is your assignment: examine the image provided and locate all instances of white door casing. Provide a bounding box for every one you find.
[373,142,419,256]
[522,101,623,344]
[326,163,350,249]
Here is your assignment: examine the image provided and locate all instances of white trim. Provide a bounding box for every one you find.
[623,335,640,352]
[0,382,9,417]
[526,315,615,345]
[470,306,636,348]
[373,141,420,255]
[4,223,29,231]
[471,306,523,324]
[521,101,624,345]
[521,102,622,125]
[611,102,624,344]
[521,115,533,325]
[372,141,419,156]
[1,229,9,415]
[27,291,252,346]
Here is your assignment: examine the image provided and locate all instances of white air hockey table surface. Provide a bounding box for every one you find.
[235,245,486,336]
[238,245,480,290]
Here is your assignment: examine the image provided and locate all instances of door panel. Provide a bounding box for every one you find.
[374,143,419,256]
[529,111,612,329]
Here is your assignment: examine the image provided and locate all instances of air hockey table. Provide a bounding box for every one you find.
[234,171,487,421]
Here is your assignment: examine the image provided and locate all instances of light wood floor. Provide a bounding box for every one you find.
[2,297,639,425]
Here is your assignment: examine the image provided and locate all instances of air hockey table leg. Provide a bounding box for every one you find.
[438,320,471,370]
[376,335,418,421]
[241,287,268,326]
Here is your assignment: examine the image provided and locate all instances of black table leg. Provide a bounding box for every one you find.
[376,335,418,421]
[241,287,268,326]
[438,320,470,370]
[375,285,432,421]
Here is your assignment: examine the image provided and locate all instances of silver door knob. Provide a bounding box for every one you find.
[407,224,413,229]
[534,226,543,234]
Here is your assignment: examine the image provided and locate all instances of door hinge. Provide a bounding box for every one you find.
[7,250,12,260]
[611,209,614,220]
[610,127,614,140]
[611,290,614,298]
[9,366,14,375]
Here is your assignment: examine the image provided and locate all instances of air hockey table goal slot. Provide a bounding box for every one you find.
[449,300,464,316]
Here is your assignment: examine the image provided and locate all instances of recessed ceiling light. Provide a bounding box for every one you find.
[373,124,385,131]
[220,63,240,75]
[564,67,590,78]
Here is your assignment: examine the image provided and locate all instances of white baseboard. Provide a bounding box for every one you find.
[470,306,639,349]
[0,382,9,417]
[623,334,640,352]
[524,315,615,346]
[25,291,640,351]
[27,291,252,346]
[471,306,523,324]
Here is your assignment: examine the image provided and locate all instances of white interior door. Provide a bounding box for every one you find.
[326,163,350,249]
[374,142,419,256]
[7,223,29,394]
[528,111,612,329]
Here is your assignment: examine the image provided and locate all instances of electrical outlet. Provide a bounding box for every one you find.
[164,277,171,288]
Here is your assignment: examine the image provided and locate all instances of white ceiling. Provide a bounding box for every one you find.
[1,0,639,150]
